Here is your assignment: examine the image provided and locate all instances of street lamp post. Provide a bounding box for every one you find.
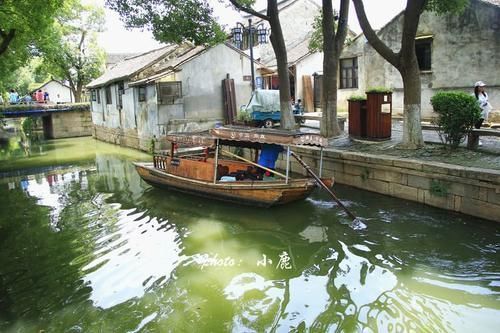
[232,19,268,92]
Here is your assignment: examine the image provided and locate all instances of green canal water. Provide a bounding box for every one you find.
[0,136,499,332]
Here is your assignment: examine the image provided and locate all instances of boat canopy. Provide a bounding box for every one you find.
[165,126,328,148]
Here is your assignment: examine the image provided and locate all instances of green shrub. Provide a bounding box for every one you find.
[236,108,252,122]
[348,95,367,101]
[430,92,481,149]
[366,87,392,94]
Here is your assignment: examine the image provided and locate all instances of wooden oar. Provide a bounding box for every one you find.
[220,149,287,179]
[290,151,357,221]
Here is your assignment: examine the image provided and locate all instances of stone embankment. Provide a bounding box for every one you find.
[288,147,500,222]
[294,118,500,222]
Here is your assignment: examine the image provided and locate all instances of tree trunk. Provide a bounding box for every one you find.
[399,58,424,148]
[268,0,294,130]
[320,0,349,138]
[0,29,15,56]
[74,83,83,103]
[321,51,341,137]
[67,76,79,103]
[229,0,295,130]
[352,0,425,148]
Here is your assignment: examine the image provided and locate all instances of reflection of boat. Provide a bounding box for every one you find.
[134,126,333,207]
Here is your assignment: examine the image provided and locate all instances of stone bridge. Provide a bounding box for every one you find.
[0,103,92,139]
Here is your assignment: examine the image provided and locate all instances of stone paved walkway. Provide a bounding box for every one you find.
[300,116,500,170]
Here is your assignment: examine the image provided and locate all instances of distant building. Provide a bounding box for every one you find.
[33,80,74,104]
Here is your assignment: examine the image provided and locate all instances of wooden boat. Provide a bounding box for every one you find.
[134,126,332,207]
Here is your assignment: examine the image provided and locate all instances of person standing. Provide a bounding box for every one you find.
[8,89,19,104]
[258,144,283,177]
[36,89,44,103]
[474,81,492,129]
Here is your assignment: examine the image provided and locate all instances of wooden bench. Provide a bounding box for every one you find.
[466,128,500,148]
[421,124,500,149]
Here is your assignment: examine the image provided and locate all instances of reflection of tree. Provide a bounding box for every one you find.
[0,189,92,328]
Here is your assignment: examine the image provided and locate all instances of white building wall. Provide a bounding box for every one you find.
[90,88,105,126]
[136,85,160,140]
[122,82,136,129]
[295,52,323,104]
[42,81,74,103]
[180,44,253,121]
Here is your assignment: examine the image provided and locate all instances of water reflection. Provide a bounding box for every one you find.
[0,138,499,332]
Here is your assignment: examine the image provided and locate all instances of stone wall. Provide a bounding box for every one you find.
[47,110,93,139]
[93,125,145,151]
[285,148,500,222]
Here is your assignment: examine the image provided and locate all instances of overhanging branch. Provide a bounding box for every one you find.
[228,0,269,21]
[352,0,399,68]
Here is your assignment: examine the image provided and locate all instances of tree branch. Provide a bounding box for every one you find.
[228,0,269,21]
[352,0,399,68]
[335,0,350,52]
[400,0,426,58]
[0,29,15,56]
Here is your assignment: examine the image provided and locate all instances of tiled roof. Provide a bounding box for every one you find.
[87,45,177,88]
[260,35,312,68]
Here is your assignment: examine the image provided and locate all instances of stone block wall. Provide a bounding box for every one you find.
[291,148,500,222]
[48,110,93,139]
[93,125,147,150]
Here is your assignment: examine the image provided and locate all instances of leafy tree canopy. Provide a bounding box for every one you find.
[308,9,353,53]
[106,0,227,45]
[0,0,66,82]
[38,3,106,102]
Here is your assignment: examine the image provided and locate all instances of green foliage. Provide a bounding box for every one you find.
[38,3,105,102]
[308,10,326,53]
[21,117,34,137]
[106,0,227,46]
[348,95,367,101]
[0,0,69,85]
[0,58,49,95]
[366,87,393,94]
[149,137,156,154]
[430,91,481,149]
[430,179,449,197]
[308,9,352,53]
[237,108,252,122]
[425,0,469,15]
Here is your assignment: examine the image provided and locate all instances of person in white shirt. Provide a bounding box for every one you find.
[8,89,19,104]
[474,81,492,129]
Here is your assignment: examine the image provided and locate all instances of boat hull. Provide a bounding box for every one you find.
[134,162,331,207]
